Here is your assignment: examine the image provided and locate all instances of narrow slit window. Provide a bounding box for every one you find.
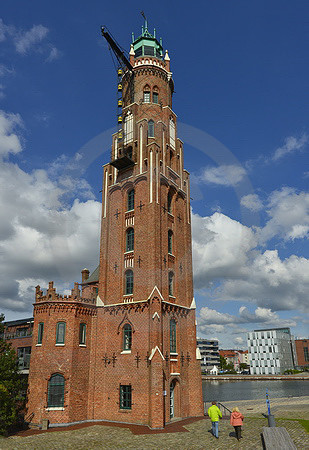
[56,322,66,344]
[126,228,134,252]
[170,319,176,353]
[148,120,154,137]
[123,324,132,350]
[127,189,134,211]
[125,270,133,295]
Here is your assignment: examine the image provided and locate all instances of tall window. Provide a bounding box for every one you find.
[168,230,173,254]
[170,319,176,353]
[124,111,133,145]
[143,88,150,103]
[48,374,65,407]
[169,117,175,149]
[148,120,154,137]
[304,347,309,362]
[127,189,134,211]
[119,384,132,409]
[167,191,172,214]
[126,228,134,252]
[123,324,132,350]
[79,323,86,345]
[125,270,133,295]
[56,322,66,344]
[152,86,159,103]
[37,322,44,344]
[168,271,174,296]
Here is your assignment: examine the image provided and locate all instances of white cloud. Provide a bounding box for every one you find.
[259,187,309,242]
[0,109,101,313]
[0,64,14,77]
[241,193,263,212]
[272,133,308,161]
[14,24,49,54]
[0,19,60,61]
[199,164,247,186]
[0,110,23,158]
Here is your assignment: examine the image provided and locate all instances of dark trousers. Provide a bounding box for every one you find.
[234,425,242,440]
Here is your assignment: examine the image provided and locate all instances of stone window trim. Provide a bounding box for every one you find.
[45,407,65,411]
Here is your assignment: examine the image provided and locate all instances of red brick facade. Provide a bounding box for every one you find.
[26,28,203,429]
[295,339,309,368]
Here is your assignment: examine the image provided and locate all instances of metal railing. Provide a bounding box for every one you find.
[203,401,232,418]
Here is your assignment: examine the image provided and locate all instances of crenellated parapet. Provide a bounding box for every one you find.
[35,281,96,305]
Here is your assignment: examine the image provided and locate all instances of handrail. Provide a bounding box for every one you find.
[203,401,232,417]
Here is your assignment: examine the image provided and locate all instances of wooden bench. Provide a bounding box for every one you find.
[262,427,297,450]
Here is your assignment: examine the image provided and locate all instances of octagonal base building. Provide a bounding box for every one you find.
[27,22,204,430]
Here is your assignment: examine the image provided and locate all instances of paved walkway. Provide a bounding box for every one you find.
[1,397,308,449]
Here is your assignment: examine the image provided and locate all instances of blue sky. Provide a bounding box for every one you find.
[0,1,308,348]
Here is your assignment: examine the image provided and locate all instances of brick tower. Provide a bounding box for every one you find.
[26,21,203,429]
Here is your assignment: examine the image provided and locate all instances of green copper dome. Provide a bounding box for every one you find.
[132,19,163,59]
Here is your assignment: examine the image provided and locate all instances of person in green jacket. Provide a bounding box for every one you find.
[208,401,222,439]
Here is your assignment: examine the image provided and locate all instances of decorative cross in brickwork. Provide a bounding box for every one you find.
[114,209,120,219]
[137,256,142,267]
[114,262,118,273]
[163,256,167,267]
[186,352,191,364]
[145,351,151,367]
[162,203,167,213]
[180,352,185,366]
[137,200,145,212]
[103,354,110,367]
[112,353,117,367]
[179,263,183,273]
[177,213,182,223]
[135,352,141,368]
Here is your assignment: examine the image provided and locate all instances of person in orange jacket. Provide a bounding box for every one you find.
[230,407,244,440]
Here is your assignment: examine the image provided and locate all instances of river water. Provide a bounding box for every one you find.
[202,379,309,402]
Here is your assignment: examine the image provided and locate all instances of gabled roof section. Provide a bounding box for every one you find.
[148,285,164,302]
[149,346,164,361]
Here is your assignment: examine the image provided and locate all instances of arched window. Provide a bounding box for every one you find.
[168,271,174,296]
[148,120,154,138]
[48,373,65,407]
[167,191,172,214]
[153,86,159,104]
[126,228,134,252]
[127,189,134,211]
[168,230,173,254]
[170,319,176,353]
[125,270,133,295]
[124,111,133,144]
[169,117,175,149]
[143,86,150,103]
[123,324,132,350]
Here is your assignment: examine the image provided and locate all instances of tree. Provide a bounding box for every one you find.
[239,362,249,370]
[219,355,228,370]
[0,314,27,435]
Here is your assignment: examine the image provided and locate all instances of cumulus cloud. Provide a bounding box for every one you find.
[272,133,308,161]
[259,187,309,242]
[0,109,101,314]
[199,164,247,187]
[197,305,297,337]
[241,193,263,212]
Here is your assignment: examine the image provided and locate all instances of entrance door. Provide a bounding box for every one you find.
[170,380,176,419]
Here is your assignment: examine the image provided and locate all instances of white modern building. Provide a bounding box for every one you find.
[248,327,296,375]
[197,338,220,373]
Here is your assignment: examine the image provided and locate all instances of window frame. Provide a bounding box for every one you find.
[127,189,134,211]
[153,92,159,104]
[123,324,132,351]
[125,269,134,295]
[168,271,174,296]
[47,373,65,408]
[168,230,173,255]
[126,227,134,252]
[148,120,154,138]
[119,384,132,410]
[56,321,66,345]
[143,91,150,103]
[37,322,44,345]
[79,323,86,345]
[170,319,177,353]
[167,191,173,214]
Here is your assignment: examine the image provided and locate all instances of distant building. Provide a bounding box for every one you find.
[219,349,249,371]
[295,339,309,369]
[3,317,33,374]
[248,328,296,375]
[197,339,220,372]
